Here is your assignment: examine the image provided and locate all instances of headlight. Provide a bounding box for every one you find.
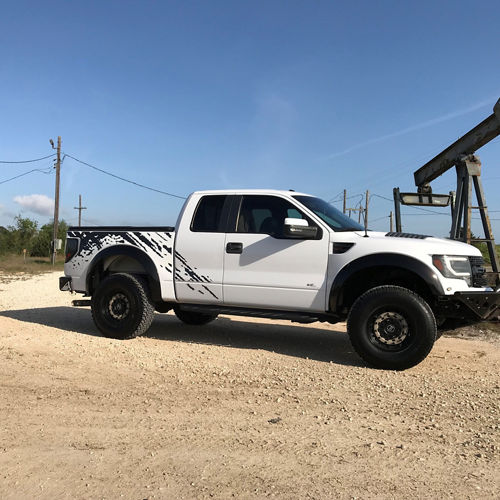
[432,255,472,284]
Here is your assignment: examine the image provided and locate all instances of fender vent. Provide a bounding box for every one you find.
[332,242,355,254]
[385,232,429,239]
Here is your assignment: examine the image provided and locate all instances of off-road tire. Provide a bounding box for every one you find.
[347,285,436,370]
[91,273,155,339]
[173,306,218,326]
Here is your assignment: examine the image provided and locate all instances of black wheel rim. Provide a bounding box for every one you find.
[100,289,133,327]
[368,309,412,352]
[108,293,130,320]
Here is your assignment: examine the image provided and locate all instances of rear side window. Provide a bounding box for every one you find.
[191,195,227,232]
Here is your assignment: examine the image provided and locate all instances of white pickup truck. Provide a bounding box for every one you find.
[60,189,500,369]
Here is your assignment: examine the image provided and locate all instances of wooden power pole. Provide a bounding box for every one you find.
[364,190,369,231]
[74,194,87,226]
[51,136,61,265]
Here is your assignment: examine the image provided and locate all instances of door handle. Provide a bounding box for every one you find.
[226,242,243,254]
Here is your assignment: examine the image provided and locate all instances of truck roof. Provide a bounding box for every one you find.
[192,189,313,197]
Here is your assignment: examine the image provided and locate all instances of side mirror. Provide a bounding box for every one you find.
[283,218,318,239]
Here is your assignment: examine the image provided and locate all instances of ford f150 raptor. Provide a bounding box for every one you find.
[60,190,500,369]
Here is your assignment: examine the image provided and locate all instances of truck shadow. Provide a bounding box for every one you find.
[0,307,362,367]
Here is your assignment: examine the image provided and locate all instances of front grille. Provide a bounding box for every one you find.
[469,256,488,287]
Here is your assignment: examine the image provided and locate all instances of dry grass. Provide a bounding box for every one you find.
[0,253,64,281]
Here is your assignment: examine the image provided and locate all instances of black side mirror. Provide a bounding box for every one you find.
[283,218,318,239]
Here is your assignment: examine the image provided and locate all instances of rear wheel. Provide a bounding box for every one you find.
[347,285,436,370]
[91,273,155,339]
[173,306,218,325]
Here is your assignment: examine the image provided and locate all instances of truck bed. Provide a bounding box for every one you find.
[65,226,176,297]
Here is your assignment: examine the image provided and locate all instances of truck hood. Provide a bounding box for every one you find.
[330,231,482,257]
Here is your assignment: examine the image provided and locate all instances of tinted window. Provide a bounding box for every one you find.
[293,195,364,231]
[191,195,227,232]
[236,195,313,237]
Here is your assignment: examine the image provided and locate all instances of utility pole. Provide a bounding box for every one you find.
[389,211,393,232]
[364,190,369,231]
[393,187,402,232]
[74,194,87,226]
[51,136,61,265]
[344,189,366,223]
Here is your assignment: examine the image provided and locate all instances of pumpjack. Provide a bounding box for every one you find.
[394,98,500,281]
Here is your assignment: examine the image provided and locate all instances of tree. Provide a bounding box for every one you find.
[30,219,69,257]
[0,226,12,254]
[7,216,38,254]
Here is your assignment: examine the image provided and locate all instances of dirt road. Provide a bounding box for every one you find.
[0,272,499,499]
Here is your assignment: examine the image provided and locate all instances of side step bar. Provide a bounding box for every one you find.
[178,303,340,324]
[70,299,341,324]
[72,299,92,307]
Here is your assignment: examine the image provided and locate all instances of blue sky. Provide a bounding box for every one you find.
[0,0,499,237]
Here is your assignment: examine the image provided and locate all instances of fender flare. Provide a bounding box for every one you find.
[85,245,162,301]
[329,253,444,312]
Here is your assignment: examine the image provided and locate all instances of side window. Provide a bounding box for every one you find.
[191,195,227,232]
[236,195,314,236]
[287,207,304,219]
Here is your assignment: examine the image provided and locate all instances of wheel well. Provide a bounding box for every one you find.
[333,266,434,314]
[105,255,146,274]
[87,252,161,301]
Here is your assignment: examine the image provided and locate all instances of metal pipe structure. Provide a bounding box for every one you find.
[411,98,500,278]
[414,99,500,188]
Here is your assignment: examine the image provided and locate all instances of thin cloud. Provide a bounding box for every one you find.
[0,203,17,221]
[326,96,498,160]
[13,194,54,216]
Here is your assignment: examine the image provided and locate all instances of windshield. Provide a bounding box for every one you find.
[293,195,364,231]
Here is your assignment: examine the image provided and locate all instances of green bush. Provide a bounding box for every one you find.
[0,216,68,257]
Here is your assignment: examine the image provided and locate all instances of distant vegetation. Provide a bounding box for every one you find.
[0,216,67,274]
[473,241,500,267]
[0,216,68,257]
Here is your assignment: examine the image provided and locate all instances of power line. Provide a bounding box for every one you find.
[64,154,187,200]
[402,213,448,216]
[370,215,389,223]
[328,191,344,203]
[346,193,363,200]
[0,167,53,185]
[340,137,459,193]
[0,153,56,164]
[370,193,392,202]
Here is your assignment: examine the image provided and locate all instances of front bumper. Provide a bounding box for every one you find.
[438,291,500,321]
[59,276,72,291]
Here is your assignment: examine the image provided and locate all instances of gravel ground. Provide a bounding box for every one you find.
[0,272,499,499]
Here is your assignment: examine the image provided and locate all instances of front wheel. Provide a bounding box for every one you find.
[347,285,436,370]
[91,273,155,339]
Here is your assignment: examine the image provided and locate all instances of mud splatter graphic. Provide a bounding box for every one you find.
[66,228,218,299]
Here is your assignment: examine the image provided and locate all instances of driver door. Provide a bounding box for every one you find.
[223,195,330,312]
